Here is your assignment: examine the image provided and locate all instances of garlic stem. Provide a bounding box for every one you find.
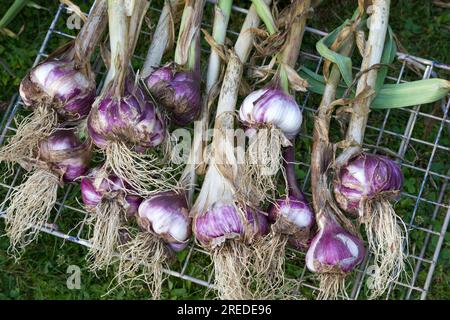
[174,0,191,63]
[141,0,182,78]
[279,0,310,68]
[184,0,233,204]
[73,0,108,67]
[206,0,233,92]
[253,0,310,93]
[234,1,270,67]
[219,0,268,109]
[251,0,277,35]
[211,0,271,187]
[187,0,205,73]
[104,0,149,97]
[283,144,303,200]
[310,37,354,216]
[127,1,150,64]
[336,0,390,166]
[278,0,310,93]
[174,0,205,70]
[192,1,270,208]
[104,0,128,92]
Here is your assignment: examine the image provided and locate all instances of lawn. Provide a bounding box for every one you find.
[0,0,448,300]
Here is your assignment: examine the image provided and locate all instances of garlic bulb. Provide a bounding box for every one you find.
[334,153,403,216]
[306,215,365,274]
[239,86,303,139]
[138,191,191,252]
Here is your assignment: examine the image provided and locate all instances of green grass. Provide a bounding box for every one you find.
[0,0,449,300]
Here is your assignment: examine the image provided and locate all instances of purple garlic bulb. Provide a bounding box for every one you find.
[87,78,165,151]
[194,202,269,249]
[38,129,91,182]
[268,194,315,250]
[81,168,142,218]
[138,191,191,252]
[19,59,96,120]
[334,154,403,215]
[239,86,302,139]
[306,215,365,274]
[145,66,201,125]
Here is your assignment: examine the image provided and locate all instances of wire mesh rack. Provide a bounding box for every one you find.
[0,1,449,300]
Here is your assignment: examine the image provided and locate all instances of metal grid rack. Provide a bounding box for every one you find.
[0,2,448,300]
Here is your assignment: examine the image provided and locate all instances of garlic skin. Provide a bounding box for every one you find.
[87,77,166,151]
[334,154,403,215]
[38,129,91,182]
[239,87,303,139]
[269,195,314,229]
[194,201,269,249]
[305,216,365,273]
[20,60,96,120]
[145,66,201,125]
[268,194,315,250]
[145,66,173,88]
[138,191,191,252]
[80,168,142,218]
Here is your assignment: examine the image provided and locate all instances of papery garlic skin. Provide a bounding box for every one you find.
[20,60,96,120]
[239,87,302,139]
[269,195,314,229]
[145,66,173,88]
[87,78,166,151]
[138,191,191,251]
[306,216,365,273]
[80,168,142,218]
[194,201,269,249]
[38,129,91,182]
[268,194,315,250]
[334,154,403,215]
[145,66,201,125]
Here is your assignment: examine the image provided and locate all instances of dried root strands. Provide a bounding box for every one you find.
[5,128,91,257]
[113,191,191,299]
[208,241,254,300]
[238,0,310,205]
[87,80,171,196]
[113,232,168,299]
[87,0,175,196]
[5,170,59,257]
[239,87,300,203]
[265,146,315,299]
[190,0,299,300]
[331,0,408,298]
[0,107,57,166]
[86,198,125,272]
[334,153,406,298]
[192,183,272,299]
[81,168,142,271]
[0,0,107,165]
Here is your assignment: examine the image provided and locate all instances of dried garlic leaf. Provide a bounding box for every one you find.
[283,64,308,92]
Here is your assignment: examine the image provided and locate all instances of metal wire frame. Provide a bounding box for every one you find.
[0,1,448,300]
